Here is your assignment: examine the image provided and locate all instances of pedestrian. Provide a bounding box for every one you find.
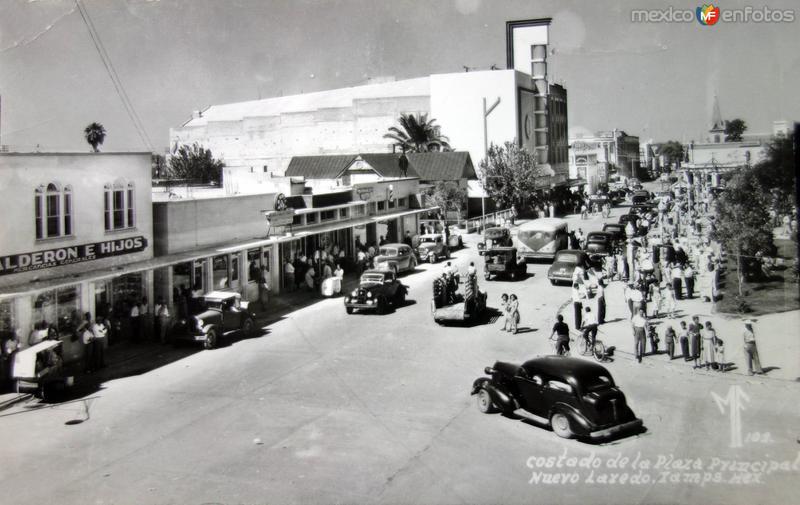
[679,320,690,360]
[580,203,588,220]
[715,336,727,372]
[689,316,702,368]
[91,316,107,370]
[703,321,717,370]
[154,297,171,344]
[648,324,660,355]
[671,262,684,300]
[684,263,695,299]
[631,309,648,363]
[140,296,150,341]
[630,283,645,316]
[77,313,95,373]
[665,325,677,359]
[549,315,570,355]
[305,261,316,291]
[742,320,764,375]
[403,230,413,248]
[663,282,676,318]
[259,266,271,307]
[500,294,510,332]
[467,261,477,278]
[648,281,662,318]
[571,282,584,329]
[130,299,141,342]
[284,259,295,292]
[595,281,606,324]
[508,294,520,334]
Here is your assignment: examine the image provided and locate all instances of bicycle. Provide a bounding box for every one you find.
[575,330,608,362]
[550,335,572,357]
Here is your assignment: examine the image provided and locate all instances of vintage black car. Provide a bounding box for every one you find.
[345,269,407,314]
[547,249,588,285]
[477,227,513,255]
[601,223,625,244]
[472,356,642,439]
[483,247,527,281]
[631,189,651,205]
[415,234,450,264]
[172,291,257,349]
[584,231,614,256]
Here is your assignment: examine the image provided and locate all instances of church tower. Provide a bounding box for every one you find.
[708,95,726,143]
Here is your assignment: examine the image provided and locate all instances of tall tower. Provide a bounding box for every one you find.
[709,95,726,143]
[506,18,569,185]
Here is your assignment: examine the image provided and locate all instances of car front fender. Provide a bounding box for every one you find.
[474,381,517,413]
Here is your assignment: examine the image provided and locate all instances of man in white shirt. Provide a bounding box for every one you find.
[631,309,649,363]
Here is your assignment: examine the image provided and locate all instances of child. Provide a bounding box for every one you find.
[715,336,726,372]
[500,294,510,332]
[508,294,520,334]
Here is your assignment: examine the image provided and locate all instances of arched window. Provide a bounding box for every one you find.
[34,183,72,240]
[104,180,135,231]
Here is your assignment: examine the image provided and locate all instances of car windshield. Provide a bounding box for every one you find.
[420,237,437,244]
[484,229,507,240]
[588,234,608,243]
[361,273,385,284]
[379,247,397,257]
[202,300,224,310]
[555,252,580,264]
[583,374,615,392]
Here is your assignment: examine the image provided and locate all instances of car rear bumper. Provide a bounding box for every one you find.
[345,302,378,310]
[589,418,643,439]
[520,251,556,260]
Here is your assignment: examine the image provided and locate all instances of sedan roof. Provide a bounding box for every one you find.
[522,356,611,384]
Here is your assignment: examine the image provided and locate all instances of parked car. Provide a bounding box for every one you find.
[345,269,407,314]
[601,223,625,243]
[547,249,589,285]
[172,291,257,349]
[483,247,527,281]
[618,213,638,228]
[446,227,464,249]
[584,231,614,256]
[471,356,643,439]
[374,243,417,274]
[415,234,450,263]
[12,340,78,400]
[477,227,512,254]
[631,189,651,205]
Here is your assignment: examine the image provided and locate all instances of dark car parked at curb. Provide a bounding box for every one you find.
[601,223,625,243]
[172,291,257,349]
[344,269,408,314]
[483,247,527,281]
[547,249,589,285]
[472,356,643,439]
[584,231,614,256]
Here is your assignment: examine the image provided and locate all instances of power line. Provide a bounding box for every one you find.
[76,0,153,151]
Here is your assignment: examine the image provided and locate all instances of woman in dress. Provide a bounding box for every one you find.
[702,321,717,370]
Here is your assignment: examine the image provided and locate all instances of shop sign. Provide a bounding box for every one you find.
[0,236,148,276]
[265,210,295,227]
[534,175,553,189]
[356,187,374,201]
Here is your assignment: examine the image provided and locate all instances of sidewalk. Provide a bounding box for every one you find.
[565,276,800,382]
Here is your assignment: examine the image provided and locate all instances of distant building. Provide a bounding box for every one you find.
[171,18,568,195]
[569,130,641,184]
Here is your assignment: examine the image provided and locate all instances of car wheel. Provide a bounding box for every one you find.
[346,306,354,315]
[551,412,574,439]
[395,290,406,306]
[204,329,217,350]
[410,257,417,269]
[476,388,497,414]
[550,279,556,286]
[242,318,254,337]
[445,248,451,259]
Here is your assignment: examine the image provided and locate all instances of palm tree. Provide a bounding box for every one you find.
[384,113,451,153]
[84,122,107,152]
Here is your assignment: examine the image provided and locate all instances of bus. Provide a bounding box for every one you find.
[514,218,570,261]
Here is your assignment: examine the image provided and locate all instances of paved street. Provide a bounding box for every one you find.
[2,209,799,505]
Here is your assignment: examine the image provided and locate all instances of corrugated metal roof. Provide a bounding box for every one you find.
[407,152,477,181]
[359,153,420,178]
[284,155,355,179]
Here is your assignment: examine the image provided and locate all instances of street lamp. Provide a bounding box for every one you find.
[482,97,501,227]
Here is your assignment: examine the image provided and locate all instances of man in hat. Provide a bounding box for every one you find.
[743,320,764,375]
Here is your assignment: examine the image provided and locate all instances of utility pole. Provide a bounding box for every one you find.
[482,97,501,224]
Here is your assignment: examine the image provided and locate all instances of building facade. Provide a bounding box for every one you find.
[569,130,641,182]
[0,153,153,358]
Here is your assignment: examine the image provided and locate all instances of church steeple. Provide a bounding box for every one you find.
[709,94,726,143]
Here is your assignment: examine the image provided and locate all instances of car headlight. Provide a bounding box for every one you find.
[351,289,358,296]
[367,300,374,305]
[366,292,372,298]
[196,318,204,330]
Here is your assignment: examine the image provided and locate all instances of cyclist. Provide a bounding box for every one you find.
[549,315,571,356]
[581,306,599,351]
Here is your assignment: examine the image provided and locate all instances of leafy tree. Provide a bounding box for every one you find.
[479,141,542,211]
[725,118,747,142]
[384,113,451,153]
[712,168,774,296]
[427,181,467,217]
[658,141,684,169]
[752,136,796,214]
[168,143,225,184]
[84,122,106,152]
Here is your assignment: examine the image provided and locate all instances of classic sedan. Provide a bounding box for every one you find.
[172,291,257,349]
[415,234,450,263]
[373,243,417,274]
[472,356,643,439]
[584,231,613,256]
[345,270,407,314]
[547,249,588,285]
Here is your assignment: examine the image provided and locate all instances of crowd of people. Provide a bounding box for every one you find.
[554,176,770,375]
